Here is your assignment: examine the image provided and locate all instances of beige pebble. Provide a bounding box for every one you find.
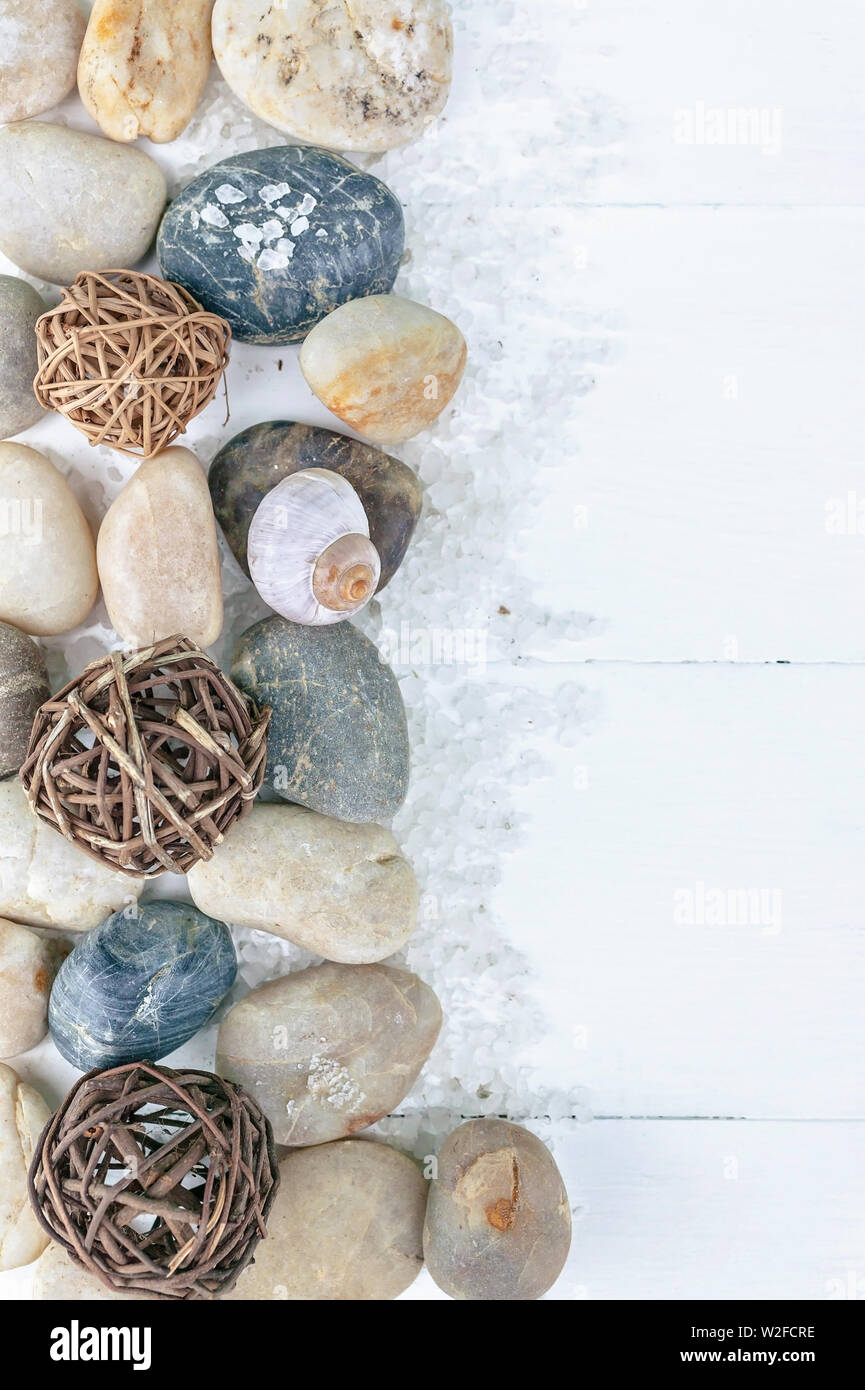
[0,778,142,932]
[188,802,418,963]
[0,443,98,637]
[78,0,214,144]
[0,0,85,123]
[97,447,223,650]
[228,1139,426,1300]
[212,0,452,153]
[300,294,467,445]
[0,1062,51,1271]
[33,1240,159,1300]
[0,919,69,1059]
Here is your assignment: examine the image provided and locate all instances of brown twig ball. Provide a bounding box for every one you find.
[28,1061,280,1301]
[33,269,230,458]
[19,636,270,878]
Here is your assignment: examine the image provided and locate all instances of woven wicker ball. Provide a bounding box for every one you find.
[33,269,230,458]
[28,1061,280,1301]
[19,636,270,878]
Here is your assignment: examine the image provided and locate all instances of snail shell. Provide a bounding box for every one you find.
[247,467,381,625]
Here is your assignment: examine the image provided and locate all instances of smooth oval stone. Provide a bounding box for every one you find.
[33,1241,159,1300]
[232,615,409,822]
[0,0,84,123]
[188,802,418,964]
[0,122,166,285]
[301,293,467,445]
[0,918,69,1059]
[0,277,44,441]
[49,900,237,1071]
[78,0,213,144]
[0,621,49,778]
[212,0,452,154]
[97,447,223,650]
[0,443,98,637]
[0,778,142,931]
[216,961,441,1146]
[424,1119,572,1301]
[157,145,404,345]
[209,422,422,591]
[227,1139,426,1300]
[0,1062,51,1271]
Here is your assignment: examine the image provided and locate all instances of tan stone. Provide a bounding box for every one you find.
[300,294,467,445]
[78,0,214,144]
[0,443,98,637]
[0,919,69,1059]
[97,447,223,650]
[33,1241,159,1300]
[188,802,418,963]
[228,1140,426,1300]
[0,1062,51,1271]
[0,0,84,124]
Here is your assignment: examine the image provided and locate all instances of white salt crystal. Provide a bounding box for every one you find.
[200,204,229,228]
[214,183,247,204]
[290,215,309,236]
[257,247,290,270]
[260,181,292,205]
[297,193,317,216]
[233,222,263,243]
[260,218,284,243]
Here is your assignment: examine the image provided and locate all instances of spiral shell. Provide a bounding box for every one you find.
[247,467,381,625]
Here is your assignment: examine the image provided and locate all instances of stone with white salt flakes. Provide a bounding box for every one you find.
[96,446,223,650]
[0,1062,51,1271]
[216,962,442,1146]
[78,0,213,144]
[0,779,142,933]
[0,0,84,123]
[0,123,166,285]
[300,294,468,445]
[212,0,453,153]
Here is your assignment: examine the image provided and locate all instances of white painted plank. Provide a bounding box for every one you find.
[527,207,865,662]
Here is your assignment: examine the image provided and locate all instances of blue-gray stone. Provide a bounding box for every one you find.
[49,900,237,1071]
[157,146,405,345]
[231,615,409,823]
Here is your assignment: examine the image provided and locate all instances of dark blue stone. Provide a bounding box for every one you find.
[49,901,237,1071]
[157,145,405,345]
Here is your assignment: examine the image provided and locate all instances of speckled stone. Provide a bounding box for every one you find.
[423,1119,572,1301]
[227,1140,427,1300]
[157,145,404,345]
[49,900,237,1072]
[209,421,422,590]
[0,1062,51,1271]
[212,0,453,154]
[231,615,409,822]
[216,962,442,1146]
[0,621,49,779]
[0,122,166,285]
[0,0,85,123]
[0,918,69,1059]
[0,277,44,441]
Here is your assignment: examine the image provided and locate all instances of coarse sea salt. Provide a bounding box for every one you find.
[214,183,247,204]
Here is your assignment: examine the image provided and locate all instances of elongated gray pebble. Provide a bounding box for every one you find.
[0,277,44,441]
[0,620,49,778]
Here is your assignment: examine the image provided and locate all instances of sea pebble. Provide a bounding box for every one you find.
[216,961,442,1145]
[78,0,213,144]
[0,620,49,778]
[97,447,223,650]
[301,294,467,445]
[227,1139,426,1300]
[231,615,410,822]
[0,122,166,284]
[423,1119,572,1301]
[0,443,98,637]
[33,1241,158,1300]
[0,918,69,1059]
[0,1062,51,1271]
[0,277,44,441]
[212,0,453,153]
[49,900,237,1072]
[157,146,404,344]
[0,0,84,123]
[209,421,422,590]
[188,802,418,964]
[0,778,142,932]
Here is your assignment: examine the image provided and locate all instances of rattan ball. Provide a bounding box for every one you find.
[33,269,231,458]
[19,636,270,879]
[28,1061,280,1301]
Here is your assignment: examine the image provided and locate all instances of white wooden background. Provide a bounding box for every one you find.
[3,0,865,1301]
